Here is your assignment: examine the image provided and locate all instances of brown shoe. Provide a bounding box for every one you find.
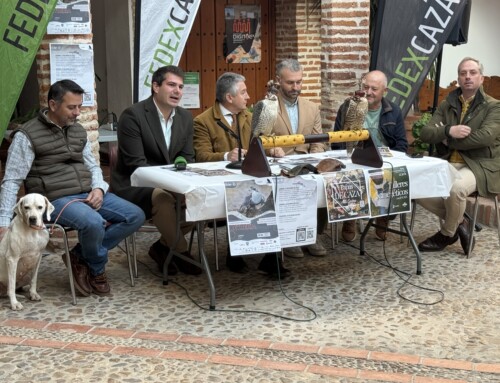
[175,252,202,275]
[61,249,91,297]
[148,241,178,275]
[341,220,356,242]
[375,217,389,241]
[89,272,111,296]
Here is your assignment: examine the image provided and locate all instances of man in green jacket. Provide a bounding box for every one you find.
[417,57,500,254]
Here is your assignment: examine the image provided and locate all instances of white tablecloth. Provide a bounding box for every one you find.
[131,151,455,222]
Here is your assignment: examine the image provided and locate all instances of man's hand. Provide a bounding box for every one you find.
[85,189,104,210]
[449,124,472,139]
[0,227,8,242]
[227,148,247,162]
[269,147,285,158]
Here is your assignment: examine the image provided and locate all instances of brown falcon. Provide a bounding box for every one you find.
[251,80,280,138]
[342,90,368,155]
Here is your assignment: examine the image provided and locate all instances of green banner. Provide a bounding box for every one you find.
[0,0,57,143]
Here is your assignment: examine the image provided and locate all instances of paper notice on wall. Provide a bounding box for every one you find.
[49,43,95,106]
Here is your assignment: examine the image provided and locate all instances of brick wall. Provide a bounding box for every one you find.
[36,33,100,162]
[275,0,370,130]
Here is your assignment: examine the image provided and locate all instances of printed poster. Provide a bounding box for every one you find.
[368,166,411,217]
[49,43,95,106]
[47,0,91,35]
[224,180,281,256]
[224,5,261,63]
[179,72,200,109]
[275,177,318,248]
[323,169,370,223]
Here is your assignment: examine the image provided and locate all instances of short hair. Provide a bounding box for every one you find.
[276,58,302,77]
[364,70,388,88]
[216,72,246,103]
[48,80,84,103]
[151,65,185,94]
[458,57,484,75]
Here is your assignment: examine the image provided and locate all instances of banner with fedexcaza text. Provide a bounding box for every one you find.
[370,0,468,117]
[0,0,57,142]
[135,0,201,102]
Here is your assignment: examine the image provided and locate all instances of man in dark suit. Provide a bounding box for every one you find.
[111,65,201,275]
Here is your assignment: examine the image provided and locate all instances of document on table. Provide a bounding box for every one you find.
[275,176,318,248]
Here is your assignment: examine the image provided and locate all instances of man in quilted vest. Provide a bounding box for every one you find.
[0,80,145,296]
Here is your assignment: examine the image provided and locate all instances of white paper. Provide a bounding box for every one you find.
[275,176,318,248]
[49,43,95,106]
[47,0,91,35]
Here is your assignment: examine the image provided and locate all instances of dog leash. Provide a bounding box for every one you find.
[48,198,87,234]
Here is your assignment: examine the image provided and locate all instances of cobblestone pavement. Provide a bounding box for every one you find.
[0,212,499,382]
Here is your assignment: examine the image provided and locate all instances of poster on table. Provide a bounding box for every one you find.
[323,169,370,223]
[368,166,411,217]
[275,177,318,248]
[49,43,95,106]
[47,0,91,35]
[224,5,261,63]
[224,179,281,256]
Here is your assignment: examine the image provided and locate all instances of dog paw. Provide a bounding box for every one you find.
[11,301,24,310]
[29,292,41,301]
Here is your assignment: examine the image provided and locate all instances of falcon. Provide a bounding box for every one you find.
[342,90,368,155]
[251,80,280,138]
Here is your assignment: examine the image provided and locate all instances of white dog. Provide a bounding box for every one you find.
[0,193,54,310]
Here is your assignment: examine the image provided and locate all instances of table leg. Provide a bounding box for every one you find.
[196,221,216,310]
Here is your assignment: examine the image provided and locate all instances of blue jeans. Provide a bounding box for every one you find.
[50,192,145,276]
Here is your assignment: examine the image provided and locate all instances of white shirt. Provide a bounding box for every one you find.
[153,99,176,149]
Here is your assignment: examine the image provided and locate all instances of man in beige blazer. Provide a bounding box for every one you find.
[270,59,327,258]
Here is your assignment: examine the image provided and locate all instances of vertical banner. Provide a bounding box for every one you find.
[0,0,58,141]
[370,0,468,117]
[135,0,201,102]
[224,5,261,64]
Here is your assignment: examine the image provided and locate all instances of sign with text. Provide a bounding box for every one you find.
[135,0,201,102]
[224,5,261,64]
[0,0,57,141]
[368,166,411,217]
[370,0,468,117]
[323,169,370,223]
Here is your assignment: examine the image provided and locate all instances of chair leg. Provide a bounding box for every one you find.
[495,195,500,246]
[54,225,77,305]
[467,194,480,258]
[124,237,135,287]
[131,233,138,278]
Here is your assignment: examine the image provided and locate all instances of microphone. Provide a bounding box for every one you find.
[217,118,242,170]
[174,156,187,171]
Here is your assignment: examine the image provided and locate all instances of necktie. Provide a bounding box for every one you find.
[231,114,238,131]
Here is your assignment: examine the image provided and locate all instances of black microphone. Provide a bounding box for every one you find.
[217,118,242,170]
[174,156,187,171]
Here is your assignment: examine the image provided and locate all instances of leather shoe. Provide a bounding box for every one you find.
[456,218,475,254]
[61,248,91,297]
[175,252,202,275]
[148,241,178,275]
[375,217,389,241]
[418,231,459,252]
[226,254,248,273]
[258,253,291,279]
[341,220,356,242]
[89,272,111,296]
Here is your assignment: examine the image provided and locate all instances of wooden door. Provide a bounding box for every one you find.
[178,0,275,117]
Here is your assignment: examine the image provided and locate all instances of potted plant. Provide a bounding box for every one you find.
[410,112,432,155]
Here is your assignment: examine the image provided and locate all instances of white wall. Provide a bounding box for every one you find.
[441,0,499,85]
